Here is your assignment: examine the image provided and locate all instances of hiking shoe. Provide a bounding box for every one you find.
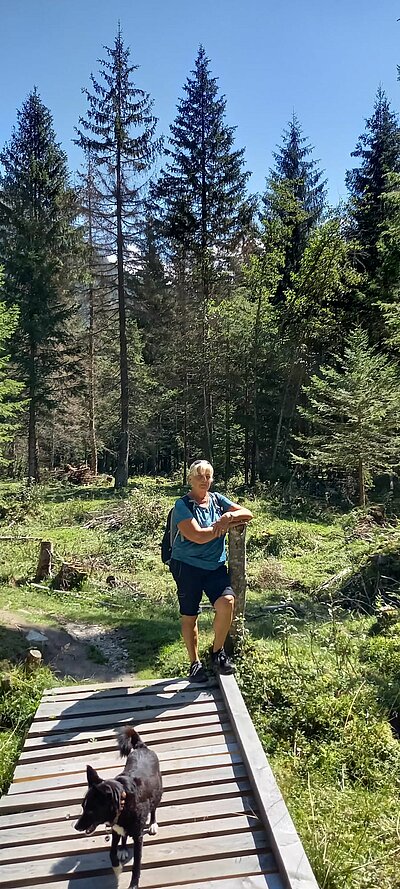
[188,660,209,684]
[211,647,236,675]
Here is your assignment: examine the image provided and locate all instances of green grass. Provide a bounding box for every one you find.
[1,476,400,888]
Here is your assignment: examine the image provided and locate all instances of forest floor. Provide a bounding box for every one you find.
[1,475,400,889]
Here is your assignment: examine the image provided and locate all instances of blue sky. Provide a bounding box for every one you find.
[1,0,400,205]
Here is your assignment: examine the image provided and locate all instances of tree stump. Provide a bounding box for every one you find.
[53,563,87,591]
[25,649,42,669]
[228,524,247,646]
[34,540,53,581]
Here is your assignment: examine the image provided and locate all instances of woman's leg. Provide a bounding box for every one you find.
[212,594,235,652]
[181,614,199,663]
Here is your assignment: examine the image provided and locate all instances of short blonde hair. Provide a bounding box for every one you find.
[188,459,214,484]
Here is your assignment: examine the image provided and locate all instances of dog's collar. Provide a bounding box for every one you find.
[107,789,126,827]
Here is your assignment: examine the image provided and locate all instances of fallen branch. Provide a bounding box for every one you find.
[314,567,352,595]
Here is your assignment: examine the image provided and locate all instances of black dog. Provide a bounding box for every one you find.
[75,726,163,889]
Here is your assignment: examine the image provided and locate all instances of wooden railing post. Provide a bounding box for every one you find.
[228,524,247,644]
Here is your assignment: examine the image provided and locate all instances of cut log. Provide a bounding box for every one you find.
[34,540,53,581]
[25,649,42,669]
[52,563,87,591]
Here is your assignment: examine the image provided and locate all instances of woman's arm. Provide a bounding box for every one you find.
[177,518,219,544]
[213,503,253,537]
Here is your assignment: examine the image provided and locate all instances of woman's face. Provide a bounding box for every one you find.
[190,469,213,498]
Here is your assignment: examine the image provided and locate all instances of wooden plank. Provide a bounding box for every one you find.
[28,699,226,736]
[219,674,320,889]
[8,853,279,889]
[144,877,284,889]
[22,711,226,751]
[42,678,218,700]
[19,720,233,762]
[0,796,260,845]
[9,750,243,795]
[35,687,222,720]
[46,875,284,889]
[14,739,238,780]
[0,815,265,862]
[47,677,217,695]
[0,837,275,884]
[0,771,251,814]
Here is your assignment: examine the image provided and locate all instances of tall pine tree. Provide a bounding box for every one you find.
[346,86,400,325]
[263,114,326,298]
[0,89,80,481]
[76,26,161,488]
[155,46,252,463]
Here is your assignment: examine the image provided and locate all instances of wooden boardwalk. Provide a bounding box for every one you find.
[0,675,319,889]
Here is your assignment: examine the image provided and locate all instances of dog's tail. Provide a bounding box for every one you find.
[117,726,142,757]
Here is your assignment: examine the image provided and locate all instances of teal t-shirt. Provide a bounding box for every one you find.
[171,492,235,570]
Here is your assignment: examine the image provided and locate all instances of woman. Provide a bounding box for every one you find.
[170,459,253,683]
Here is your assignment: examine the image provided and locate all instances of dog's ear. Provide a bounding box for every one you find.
[86,765,101,786]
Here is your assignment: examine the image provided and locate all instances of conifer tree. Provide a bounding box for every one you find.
[155,46,252,462]
[76,26,160,488]
[0,89,80,481]
[263,114,326,297]
[296,328,400,506]
[346,87,400,318]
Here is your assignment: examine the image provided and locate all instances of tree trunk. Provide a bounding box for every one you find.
[114,144,130,489]
[200,77,213,463]
[224,378,231,488]
[84,150,98,476]
[272,368,293,470]
[244,364,249,486]
[183,375,188,486]
[250,290,262,487]
[28,343,39,483]
[358,457,366,507]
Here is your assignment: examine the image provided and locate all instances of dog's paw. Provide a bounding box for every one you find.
[148,821,158,836]
[112,863,123,879]
[117,847,130,863]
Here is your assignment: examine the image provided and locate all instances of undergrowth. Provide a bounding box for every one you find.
[1,476,400,887]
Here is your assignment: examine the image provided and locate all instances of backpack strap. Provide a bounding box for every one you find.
[170,494,194,549]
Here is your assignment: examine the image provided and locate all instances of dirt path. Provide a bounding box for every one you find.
[0,608,134,683]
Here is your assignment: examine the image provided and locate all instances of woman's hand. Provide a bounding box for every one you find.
[212,513,233,537]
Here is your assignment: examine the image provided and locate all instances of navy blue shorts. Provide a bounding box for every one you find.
[170,559,235,616]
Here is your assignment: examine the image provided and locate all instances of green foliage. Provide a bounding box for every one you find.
[0,293,24,460]
[0,478,399,889]
[296,328,400,504]
[346,86,400,313]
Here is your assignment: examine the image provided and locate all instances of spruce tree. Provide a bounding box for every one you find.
[76,26,160,488]
[155,45,251,462]
[263,114,326,297]
[346,87,400,318]
[0,89,80,480]
[296,328,400,506]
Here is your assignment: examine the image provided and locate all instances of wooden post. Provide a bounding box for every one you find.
[228,524,247,643]
[34,540,53,581]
